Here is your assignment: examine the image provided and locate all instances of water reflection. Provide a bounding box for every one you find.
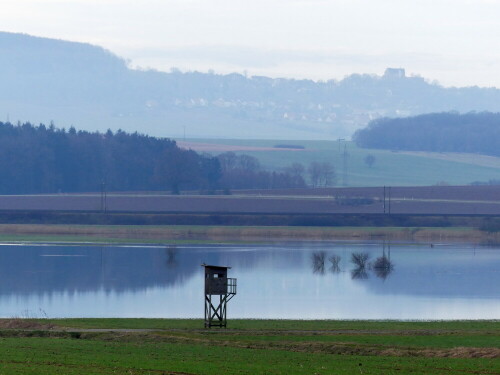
[0,242,498,319]
[165,245,178,268]
[351,266,369,280]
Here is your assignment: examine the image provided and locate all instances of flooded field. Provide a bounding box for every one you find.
[0,241,498,319]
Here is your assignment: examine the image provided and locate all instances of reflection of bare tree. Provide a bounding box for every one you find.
[351,267,369,279]
[373,256,394,279]
[329,254,341,273]
[311,251,326,274]
[350,252,369,280]
[166,245,178,268]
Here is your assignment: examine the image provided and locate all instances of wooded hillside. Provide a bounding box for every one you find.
[0,122,304,194]
[353,112,500,156]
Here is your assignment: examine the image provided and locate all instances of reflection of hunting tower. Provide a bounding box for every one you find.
[202,264,237,328]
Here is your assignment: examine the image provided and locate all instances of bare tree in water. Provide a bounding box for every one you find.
[329,254,341,273]
[351,252,369,268]
[373,244,394,279]
[311,251,326,274]
[373,256,394,279]
[351,252,370,279]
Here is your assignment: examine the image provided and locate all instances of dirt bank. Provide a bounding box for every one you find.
[0,224,497,244]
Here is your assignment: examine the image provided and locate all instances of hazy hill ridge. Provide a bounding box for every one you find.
[2,32,500,139]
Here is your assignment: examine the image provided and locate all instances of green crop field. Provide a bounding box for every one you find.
[0,319,498,374]
[183,139,500,187]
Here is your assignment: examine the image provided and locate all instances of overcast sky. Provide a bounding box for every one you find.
[2,0,500,87]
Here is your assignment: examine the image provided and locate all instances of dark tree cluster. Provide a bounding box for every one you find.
[353,112,500,156]
[0,121,221,194]
[0,122,306,195]
[471,179,500,186]
[307,161,336,187]
[217,152,306,190]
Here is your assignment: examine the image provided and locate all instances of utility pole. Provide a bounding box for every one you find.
[100,181,104,212]
[388,186,391,214]
[342,143,349,186]
[337,138,345,153]
[101,180,107,213]
[383,186,386,213]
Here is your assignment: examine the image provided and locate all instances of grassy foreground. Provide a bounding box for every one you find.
[0,319,498,374]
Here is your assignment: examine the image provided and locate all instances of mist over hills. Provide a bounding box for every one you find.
[3,31,500,140]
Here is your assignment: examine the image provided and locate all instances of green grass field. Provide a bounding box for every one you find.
[42,318,500,331]
[185,139,500,187]
[0,319,498,374]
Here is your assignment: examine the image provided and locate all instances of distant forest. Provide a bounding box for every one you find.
[353,112,500,156]
[0,122,304,194]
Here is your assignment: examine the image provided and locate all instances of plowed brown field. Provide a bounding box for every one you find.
[0,185,498,215]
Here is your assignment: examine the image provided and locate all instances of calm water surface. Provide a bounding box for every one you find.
[0,241,498,319]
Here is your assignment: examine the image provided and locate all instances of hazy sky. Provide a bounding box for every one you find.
[2,0,500,87]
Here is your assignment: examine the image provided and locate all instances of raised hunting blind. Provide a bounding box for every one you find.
[202,264,237,328]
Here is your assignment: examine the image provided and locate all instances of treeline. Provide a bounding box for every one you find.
[471,179,500,186]
[353,112,500,156]
[0,122,305,194]
[217,153,306,190]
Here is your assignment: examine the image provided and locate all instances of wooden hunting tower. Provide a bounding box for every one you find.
[202,264,237,328]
